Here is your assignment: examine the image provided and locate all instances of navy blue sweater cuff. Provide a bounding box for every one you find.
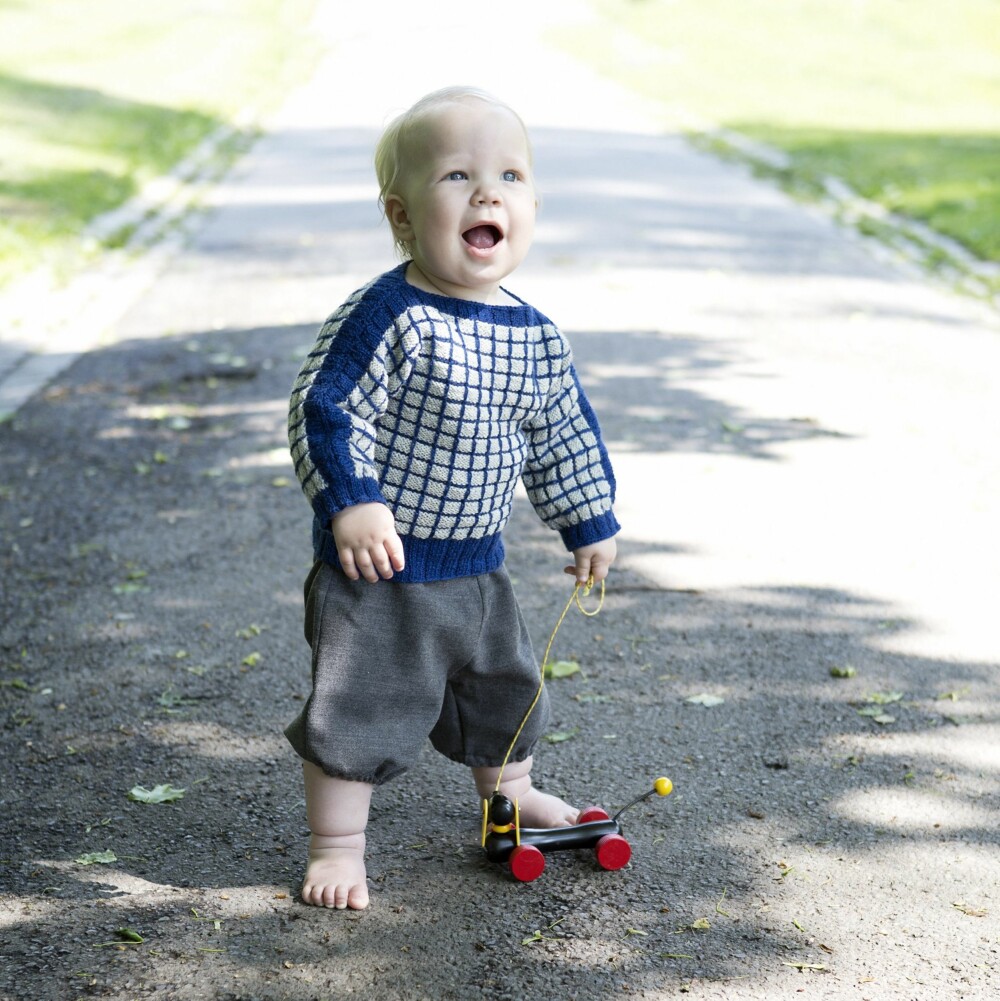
[558,510,621,551]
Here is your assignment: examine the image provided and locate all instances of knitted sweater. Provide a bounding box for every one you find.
[288,264,619,582]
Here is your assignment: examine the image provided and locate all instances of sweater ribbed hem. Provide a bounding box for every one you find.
[313,520,506,583]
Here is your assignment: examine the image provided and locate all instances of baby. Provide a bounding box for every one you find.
[286,86,619,909]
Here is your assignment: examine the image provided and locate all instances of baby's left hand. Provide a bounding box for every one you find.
[565,537,617,586]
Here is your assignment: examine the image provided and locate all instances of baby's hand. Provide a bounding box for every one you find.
[564,537,617,587]
[331,503,405,583]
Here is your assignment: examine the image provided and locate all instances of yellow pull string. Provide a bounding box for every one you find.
[493,576,605,793]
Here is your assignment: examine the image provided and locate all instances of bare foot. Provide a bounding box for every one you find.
[512,787,578,828]
[300,833,369,910]
[474,756,579,828]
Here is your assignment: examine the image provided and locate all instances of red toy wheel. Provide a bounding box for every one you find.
[578,806,610,823]
[509,844,545,882]
[595,833,631,871]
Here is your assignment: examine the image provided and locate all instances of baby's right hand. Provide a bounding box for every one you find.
[331,503,405,583]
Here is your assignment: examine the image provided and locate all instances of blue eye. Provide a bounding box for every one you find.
[446,171,467,181]
[502,170,519,182]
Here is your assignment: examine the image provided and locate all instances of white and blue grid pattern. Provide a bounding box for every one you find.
[288,266,618,581]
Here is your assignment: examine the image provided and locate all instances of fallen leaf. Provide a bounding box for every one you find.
[543,660,581,680]
[689,917,711,930]
[208,352,248,368]
[865,691,903,705]
[936,688,969,702]
[116,928,144,943]
[952,901,987,917]
[128,784,186,804]
[157,687,198,710]
[75,850,117,865]
[829,665,856,678]
[544,729,578,743]
[242,652,261,667]
[857,706,895,724]
[685,693,724,707]
[782,961,828,971]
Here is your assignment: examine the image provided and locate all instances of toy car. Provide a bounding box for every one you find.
[482,777,672,882]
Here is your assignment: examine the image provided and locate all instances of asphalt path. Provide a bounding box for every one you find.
[2,3,998,999]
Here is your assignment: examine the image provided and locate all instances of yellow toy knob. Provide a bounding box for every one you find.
[654,776,673,797]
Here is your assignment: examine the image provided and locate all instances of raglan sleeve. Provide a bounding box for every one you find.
[521,325,620,550]
[287,293,419,527]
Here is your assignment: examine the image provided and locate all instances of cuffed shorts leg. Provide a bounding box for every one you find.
[284,562,548,785]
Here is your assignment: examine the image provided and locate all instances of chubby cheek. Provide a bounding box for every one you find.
[511,214,535,252]
[517,199,537,238]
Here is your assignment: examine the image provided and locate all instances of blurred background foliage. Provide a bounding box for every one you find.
[557,0,1000,265]
[0,0,320,287]
[1,0,997,293]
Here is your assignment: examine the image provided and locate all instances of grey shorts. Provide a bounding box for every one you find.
[284,562,549,785]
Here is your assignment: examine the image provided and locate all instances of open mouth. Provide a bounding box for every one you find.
[462,224,503,250]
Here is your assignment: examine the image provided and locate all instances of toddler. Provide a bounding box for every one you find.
[286,86,619,909]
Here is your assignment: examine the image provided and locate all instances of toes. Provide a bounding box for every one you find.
[328,885,349,909]
[301,878,368,910]
[301,881,324,907]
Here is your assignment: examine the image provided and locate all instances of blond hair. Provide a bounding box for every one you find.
[373,86,533,258]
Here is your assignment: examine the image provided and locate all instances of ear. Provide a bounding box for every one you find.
[384,193,414,244]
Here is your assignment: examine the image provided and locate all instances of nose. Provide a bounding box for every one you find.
[472,181,501,206]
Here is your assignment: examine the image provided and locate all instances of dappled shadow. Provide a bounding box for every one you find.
[2,56,998,990]
[569,327,852,459]
[529,126,878,278]
[1,299,997,997]
[188,121,994,291]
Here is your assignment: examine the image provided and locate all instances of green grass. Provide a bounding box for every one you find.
[0,0,322,287]
[555,0,1000,266]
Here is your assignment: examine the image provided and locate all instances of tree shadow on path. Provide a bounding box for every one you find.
[1,306,996,998]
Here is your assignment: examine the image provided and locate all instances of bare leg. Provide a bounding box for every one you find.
[472,755,578,827]
[300,762,372,910]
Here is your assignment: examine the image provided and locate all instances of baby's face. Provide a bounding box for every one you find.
[387,102,536,302]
